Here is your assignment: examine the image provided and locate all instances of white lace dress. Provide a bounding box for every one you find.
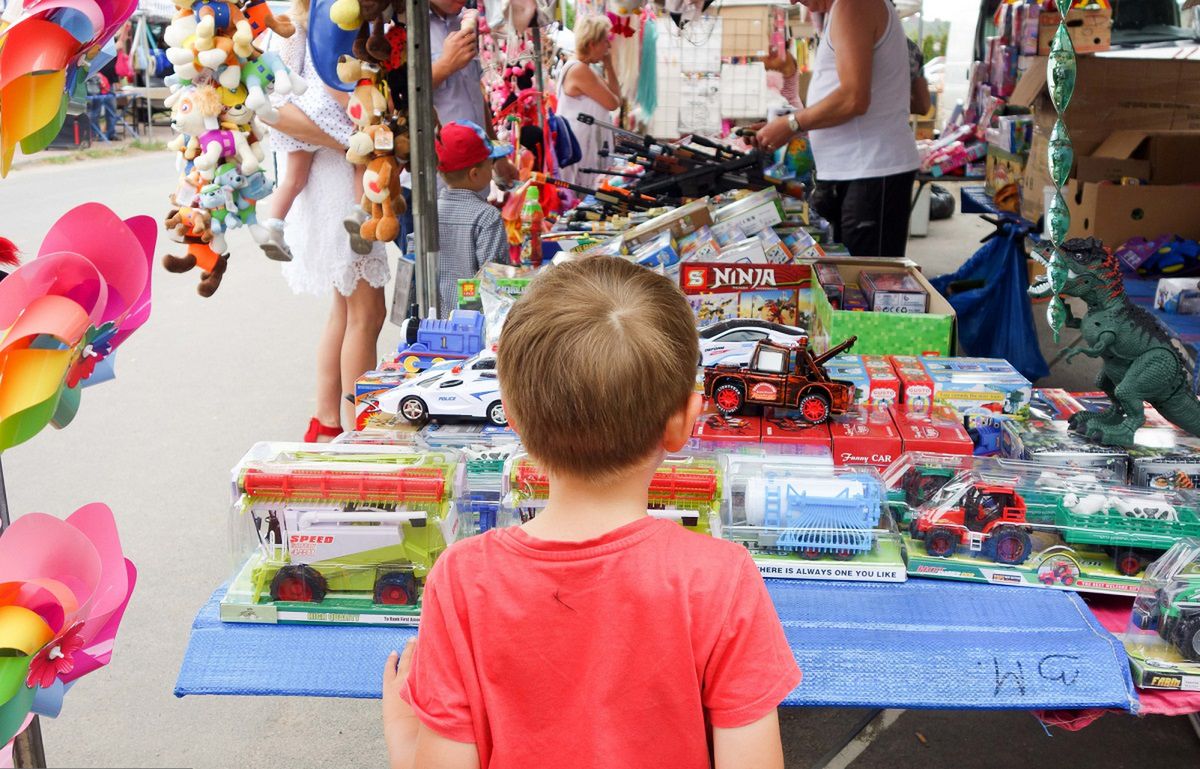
[271,33,390,297]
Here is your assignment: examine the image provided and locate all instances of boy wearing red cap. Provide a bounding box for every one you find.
[434,120,510,317]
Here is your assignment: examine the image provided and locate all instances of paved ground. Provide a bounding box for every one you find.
[0,153,1194,767]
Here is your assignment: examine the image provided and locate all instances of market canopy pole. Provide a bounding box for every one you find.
[407,0,440,317]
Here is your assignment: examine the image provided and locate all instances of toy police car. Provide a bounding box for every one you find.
[376,352,507,426]
[699,319,807,367]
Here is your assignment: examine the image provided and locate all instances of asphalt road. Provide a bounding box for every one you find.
[0,153,1191,767]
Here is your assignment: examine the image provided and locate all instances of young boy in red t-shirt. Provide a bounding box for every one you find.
[382,256,802,769]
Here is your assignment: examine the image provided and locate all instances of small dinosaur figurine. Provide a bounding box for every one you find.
[1029,237,1200,446]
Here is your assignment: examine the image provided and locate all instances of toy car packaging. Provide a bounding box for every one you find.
[1123,539,1200,689]
[829,405,902,469]
[680,262,812,328]
[501,452,724,534]
[880,451,1119,528]
[691,413,764,453]
[900,456,1200,594]
[719,457,905,582]
[220,443,465,626]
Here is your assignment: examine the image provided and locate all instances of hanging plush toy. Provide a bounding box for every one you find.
[160,0,306,297]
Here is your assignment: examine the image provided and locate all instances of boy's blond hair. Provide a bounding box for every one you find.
[498,256,698,479]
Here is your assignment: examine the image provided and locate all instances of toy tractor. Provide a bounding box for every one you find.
[702,335,858,424]
[1133,571,1200,662]
[910,479,1034,565]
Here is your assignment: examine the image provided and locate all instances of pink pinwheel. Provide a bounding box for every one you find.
[0,504,136,749]
[0,203,153,451]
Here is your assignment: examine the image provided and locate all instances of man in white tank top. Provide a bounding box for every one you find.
[756,0,920,257]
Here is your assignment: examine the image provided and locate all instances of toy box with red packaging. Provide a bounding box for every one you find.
[829,406,902,469]
[354,369,408,430]
[690,413,763,452]
[761,408,833,454]
[890,406,974,455]
[826,355,901,407]
[680,262,812,328]
[889,355,935,410]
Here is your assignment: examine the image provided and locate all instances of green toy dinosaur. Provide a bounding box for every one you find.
[1029,237,1200,447]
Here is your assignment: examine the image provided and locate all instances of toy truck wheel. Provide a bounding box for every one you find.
[270,565,327,603]
[990,526,1032,566]
[797,392,831,424]
[1175,616,1200,662]
[1112,548,1148,577]
[374,571,419,606]
[486,400,508,426]
[799,547,822,560]
[399,396,428,423]
[713,383,744,415]
[925,527,957,557]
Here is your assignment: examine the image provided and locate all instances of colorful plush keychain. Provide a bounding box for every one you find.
[160,0,307,296]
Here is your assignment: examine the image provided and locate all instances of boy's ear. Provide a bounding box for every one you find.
[662,392,703,453]
[501,399,519,436]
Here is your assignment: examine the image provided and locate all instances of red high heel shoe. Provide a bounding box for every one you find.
[304,417,343,442]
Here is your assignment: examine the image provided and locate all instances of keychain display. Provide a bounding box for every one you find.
[160,0,307,297]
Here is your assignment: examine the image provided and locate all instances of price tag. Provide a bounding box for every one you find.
[374,126,394,152]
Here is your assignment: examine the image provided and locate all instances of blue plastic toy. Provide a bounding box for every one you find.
[395,310,486,374]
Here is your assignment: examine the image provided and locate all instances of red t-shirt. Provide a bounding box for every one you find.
[402,516,802,768]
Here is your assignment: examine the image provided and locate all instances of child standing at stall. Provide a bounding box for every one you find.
[432,120,509,318]
[382,256,801,769]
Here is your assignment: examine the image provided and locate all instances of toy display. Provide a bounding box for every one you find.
[221,443,463,625]
[502,453,723,533]
[1124,539,1200,688]
[681,262,811,328]
[702,334,857,423]
[0,504,136,749]
[858,271,929,314]
[903,458,1200,593]
[0,204,154,451]
[1029,238,1200,446]
[160,0,308,296]
[720,456,904,581]
[376,351,506,426]
[394,310,487,374]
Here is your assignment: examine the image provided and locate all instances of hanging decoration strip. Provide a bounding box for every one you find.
[1044,0,1076,340]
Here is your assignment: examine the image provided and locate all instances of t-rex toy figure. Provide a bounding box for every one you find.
[1029,237,1200,446]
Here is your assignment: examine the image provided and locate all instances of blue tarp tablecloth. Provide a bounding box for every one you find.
[175,579,1138,712]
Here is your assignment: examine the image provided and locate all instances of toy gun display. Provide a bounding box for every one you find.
[530,172,674,214]
[580,114,806,201]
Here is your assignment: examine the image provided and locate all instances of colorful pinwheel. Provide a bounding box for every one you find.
[0,503,136,749]
[0,202,154,451]
[0,0,138,175]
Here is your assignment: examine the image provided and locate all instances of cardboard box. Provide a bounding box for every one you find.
[889,407,973,455]
[829,406,902,469]
[985,145,1027,196]
[760,408,833,453]
[714,188,785,236]
[811,259,955,356]
[680,262,812,328]
[690,413,763,452]
[826,355,900,407]
[719,5,770,59]
[814,263,844,308]
[1155,278,1200,314]
[1012,57,1200,222]
[1129,657,1200,692]
[624,199,714,251]
[920,357,1033,420]
[1036,7,1111,56]
[859,271,929,314]
[890,355,935,410]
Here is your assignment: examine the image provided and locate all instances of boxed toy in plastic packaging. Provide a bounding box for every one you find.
[761,408,834,454]
[902,457,1200,593]
[691,413,763,452]
[221,443,465,625]
[680,262,812,328]
[1002,417,1131,478]
[890,406,974,456]
[829,406,902,469]
[721,457,906,581]
[859,271,930,314]
[1124,539,1200,689]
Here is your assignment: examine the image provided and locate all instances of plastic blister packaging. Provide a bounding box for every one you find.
[501,452,724,534]
[1124,539,1200,689]
[897,452,1200,593]
[720,456,904,581]
[221,442,464,625]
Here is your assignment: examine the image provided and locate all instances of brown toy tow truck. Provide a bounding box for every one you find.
[702,335,858,424]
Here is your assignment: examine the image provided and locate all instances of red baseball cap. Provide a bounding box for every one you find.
[436,120,511,172]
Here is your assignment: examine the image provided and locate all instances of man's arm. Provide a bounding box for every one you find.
[262,103,345,151]
[432,29,476,89]
[713,712,785,769]
[910,73,931,116]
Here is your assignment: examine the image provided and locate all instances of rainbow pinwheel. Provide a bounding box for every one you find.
[0,202,153,451]
[0,0,138,175]
[0,503,136,749]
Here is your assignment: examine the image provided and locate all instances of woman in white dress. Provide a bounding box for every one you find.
[557,15,621,186]
[265,0,390,441]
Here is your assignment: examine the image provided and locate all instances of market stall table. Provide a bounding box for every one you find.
[177,578,1136,766]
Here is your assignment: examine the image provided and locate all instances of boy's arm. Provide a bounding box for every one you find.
[712,712,784,769]
[413,728,481,769]
[475,210,507,270]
